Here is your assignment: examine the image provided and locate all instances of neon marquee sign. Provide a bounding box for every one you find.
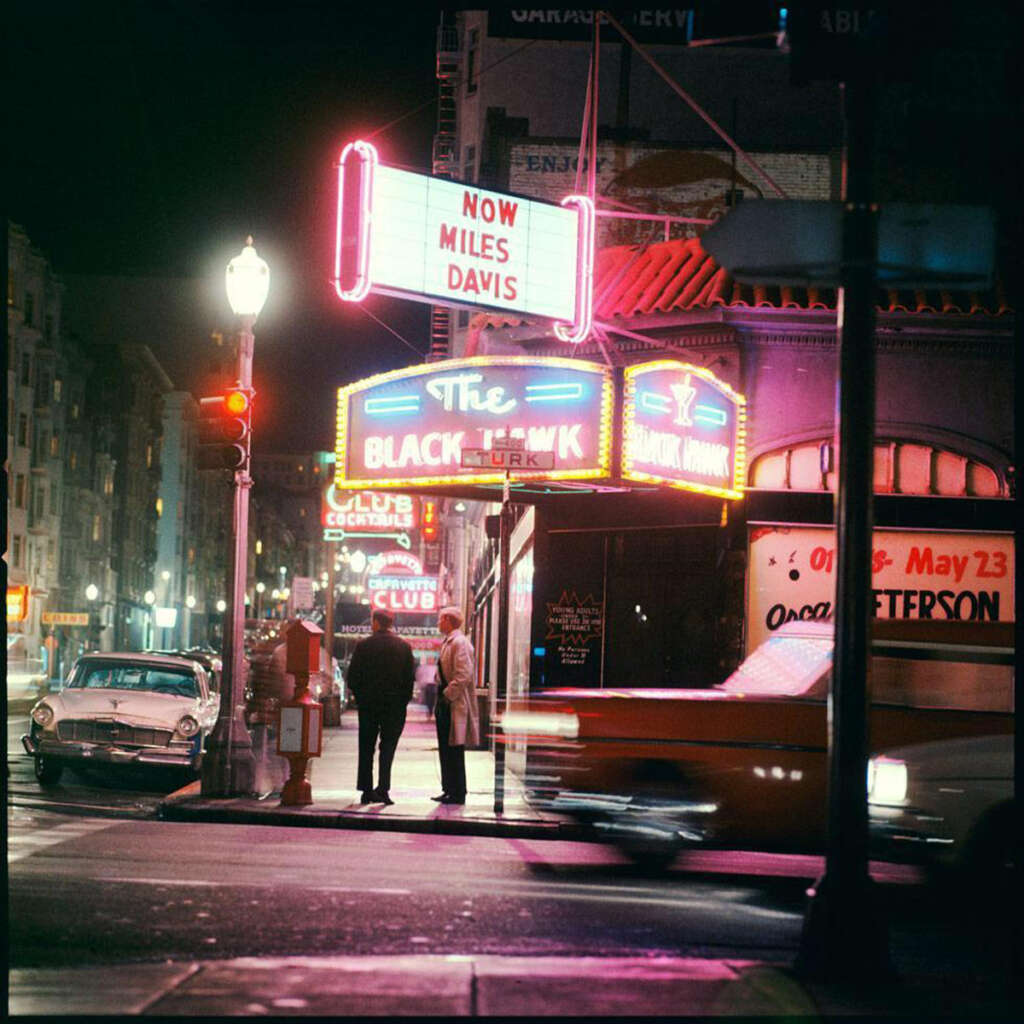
[334,141,594,343]
[336,356,613,489]
[622,360,746,500]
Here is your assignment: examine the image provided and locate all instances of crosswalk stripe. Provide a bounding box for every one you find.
[7,818,119,864]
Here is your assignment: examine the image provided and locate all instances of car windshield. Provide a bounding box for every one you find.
[70,662,199,697]
[718,635,833,697]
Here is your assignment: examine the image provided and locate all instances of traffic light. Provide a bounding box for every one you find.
[421,499,439,542]
[197,388,253,470]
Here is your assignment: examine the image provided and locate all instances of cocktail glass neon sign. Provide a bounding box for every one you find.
[334,141,594,343]
[622,360,746,500]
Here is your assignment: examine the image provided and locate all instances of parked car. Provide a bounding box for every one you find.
[151,647,224,693]
[869,733,1014,886]
[22,651,221,784]
[502,619,1014,868]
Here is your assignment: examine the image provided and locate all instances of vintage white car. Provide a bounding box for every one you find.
[869,733,1014,884]
[22,651,221,784]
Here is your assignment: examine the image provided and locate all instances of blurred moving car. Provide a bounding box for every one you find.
[22,651,221,784]
[503,620,1014,868]
[869,733,1014,885]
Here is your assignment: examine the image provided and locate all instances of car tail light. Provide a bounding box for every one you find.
[32,703,55,727]
[177,714,200,737]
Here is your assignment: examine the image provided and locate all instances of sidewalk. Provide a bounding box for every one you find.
[160,706,579,841]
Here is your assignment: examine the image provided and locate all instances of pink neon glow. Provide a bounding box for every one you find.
[554,194,595,344]
[334,140,378,302]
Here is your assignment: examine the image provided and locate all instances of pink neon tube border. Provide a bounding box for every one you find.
[334,140,377,302]
[554,194,595,344]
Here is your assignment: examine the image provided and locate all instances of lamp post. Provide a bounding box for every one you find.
[201,237,269,797]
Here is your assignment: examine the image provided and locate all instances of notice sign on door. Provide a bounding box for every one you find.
[545,590,604,667]
[746,526,1015,653]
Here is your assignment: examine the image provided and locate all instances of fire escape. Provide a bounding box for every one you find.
[428,17,461,362]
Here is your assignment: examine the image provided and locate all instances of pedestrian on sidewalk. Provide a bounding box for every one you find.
[432,605,479,805]
[347,608,415,806]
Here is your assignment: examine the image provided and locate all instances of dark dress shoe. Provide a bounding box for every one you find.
[430,793,448,802]
[360,791,374,804]
[373,790,394,806]
[439,794,465,805]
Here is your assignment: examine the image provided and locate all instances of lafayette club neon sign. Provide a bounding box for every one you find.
[334,141,594,343]
[622,360,746,500]
[336,356,613,489]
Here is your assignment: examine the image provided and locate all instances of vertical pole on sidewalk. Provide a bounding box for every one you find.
[796,64,891,980]
[324,538,336,715]
[493,472,511,814]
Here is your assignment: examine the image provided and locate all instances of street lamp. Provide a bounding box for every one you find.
[201,237,269,797]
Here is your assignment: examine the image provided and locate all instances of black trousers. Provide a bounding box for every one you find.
[435,698,466,800]
[356,704,406,793]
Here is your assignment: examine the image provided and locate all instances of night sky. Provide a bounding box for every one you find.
[9,3,1018,453]
[9,2,443,452]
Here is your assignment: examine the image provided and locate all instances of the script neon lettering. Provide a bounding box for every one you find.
[425,373,517,415]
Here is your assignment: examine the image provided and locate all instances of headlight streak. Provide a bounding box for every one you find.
[867,757,909,805]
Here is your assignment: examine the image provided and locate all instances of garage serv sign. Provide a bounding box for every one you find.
[335,356,613,488]
[622,360,746,500]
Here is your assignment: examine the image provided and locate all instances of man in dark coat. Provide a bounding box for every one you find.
[346,608,415,805]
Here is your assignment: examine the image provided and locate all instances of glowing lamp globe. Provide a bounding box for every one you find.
[225,237,270,318]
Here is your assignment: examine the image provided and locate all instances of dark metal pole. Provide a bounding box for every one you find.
[796,68,891,980]
[201,319,257,796]
[493,474,511,814]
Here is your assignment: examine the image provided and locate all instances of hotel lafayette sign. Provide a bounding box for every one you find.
[336,356,614,489]
[622,360,746,500]
[335,141,594,343]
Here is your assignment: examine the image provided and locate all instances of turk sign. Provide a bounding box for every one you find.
[334,140,594,343]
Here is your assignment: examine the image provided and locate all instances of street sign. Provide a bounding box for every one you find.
[42,612,89,626]
[460,448,556,471]
[702,201,995,288]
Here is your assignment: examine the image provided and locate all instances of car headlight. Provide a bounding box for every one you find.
[867,757,908,805]
[177,714,200,737]
[31,703,55,727]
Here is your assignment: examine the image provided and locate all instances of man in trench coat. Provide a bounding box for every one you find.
[432,605,479,805]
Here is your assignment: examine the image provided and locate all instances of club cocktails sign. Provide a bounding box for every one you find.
[334,140,594,343]
[622,360,746,500]
[335,356,614,489]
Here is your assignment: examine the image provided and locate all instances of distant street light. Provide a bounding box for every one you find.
[144,590,156,605]
[203,238,269,797]
[85,584,99,602]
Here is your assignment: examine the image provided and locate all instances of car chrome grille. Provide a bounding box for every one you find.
[56,720,173,747]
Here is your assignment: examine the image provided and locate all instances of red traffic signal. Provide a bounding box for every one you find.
[421,499,438,542]
[197,389,253,470]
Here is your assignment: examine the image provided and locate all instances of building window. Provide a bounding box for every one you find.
[49,483,58,515]
[92,515,102,543]
[15,474,27,508]
[12,535,24,568]
[463,144,476,182]
[17,413,29,447]
[466,27,478,94]
[53,378,62,402]
[24,291,35,327]
[50,433,60,457]
[45,314,54,341]
[146,443,153,468]
[69,450,77,471]
[7,270,14,306]
[20,352,31,386]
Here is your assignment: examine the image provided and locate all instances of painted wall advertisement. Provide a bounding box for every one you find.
[746,525,1015,652]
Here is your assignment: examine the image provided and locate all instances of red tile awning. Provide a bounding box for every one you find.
[472,237,1011,334]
